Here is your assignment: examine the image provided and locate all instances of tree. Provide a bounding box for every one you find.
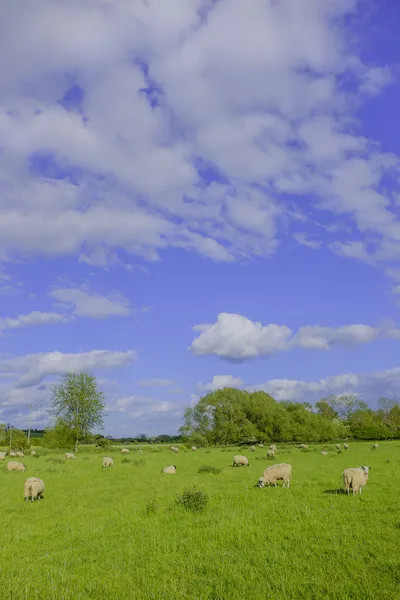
[327,394,367,421]
[50,371,106,452]
[315,400,337,420]
[0,423,6,446]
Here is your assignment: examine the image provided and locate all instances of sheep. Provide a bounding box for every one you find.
[258,443,264,448]
[171,446,179,454]
[31,450,37,456]
[65,453,76,460]
[0,452,6,461]
[344,444,349,450]
[102,457,114,468]
[372,443,379,450]
[191,446,197,451]
[321,450,328,455]
[7,461,26,472]
[267,449,275,459]
[335,444,340,450]
[343,466,370,496]
[232,455,249,467]
[269,444,277,452]
[250,445,256,452]
[300,444,308,449]
[24,477,44,501]
[163,465,177,474]
[9,451,16,457]
[16,451,25,457]
[258,463,292,488]
[121,448,130,454]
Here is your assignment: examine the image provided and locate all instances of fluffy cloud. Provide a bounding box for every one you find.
[0,0,398,270]
[247,366,400,405]
[199,375,244,392]
[190,312,400,359]
[50,285,131,318]
[111,396,181,420]
[0,310,66,332]
[139,379,174,388]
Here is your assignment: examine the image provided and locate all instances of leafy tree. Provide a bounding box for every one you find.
[7,428,28,451]
[315,400,337,420]
[42,418,76,449]
[327,394,367,420]
[50,371,106,452]
[0,423,6,446]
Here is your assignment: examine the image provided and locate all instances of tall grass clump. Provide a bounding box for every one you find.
[175,487,209,513]
[198,465,221,474]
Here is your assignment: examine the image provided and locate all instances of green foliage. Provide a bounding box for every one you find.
[175,487,209,513]
[8,428,29,450]
[145,499,159,516]
[0,424,6,445]
[50,371,106,452]
[95,437,111,449]
[121,457,132,464]
[198,465,221,474]
[42,419,76,449]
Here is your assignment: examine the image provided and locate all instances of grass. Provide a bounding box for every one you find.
[1,442,400,600]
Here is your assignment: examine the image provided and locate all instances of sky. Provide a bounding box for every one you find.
[1,0,400,437]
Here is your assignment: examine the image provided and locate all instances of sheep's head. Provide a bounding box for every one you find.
[362,466,370,474]
[258,477,265,488]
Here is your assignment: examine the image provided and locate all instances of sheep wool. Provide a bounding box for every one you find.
[31,450,37,456]
[102,457,114,468]
[258,463,292,488]
[65,453,76,460]
[24,477,45,501]
[335,444,340,450]
[232,455,249,467]
[250,446,256,452]
[9,451,16,457]
[121,448,130,454]
[343,466,370,496]
[16,451,24,457]
[163,465,177,474]
[321,451,328,455]
[269,444,277,452]
[267,449,275,458]
[344,444,349,450]
[7,461,26,472]
[171,446,179,453]
[191,446,197,451]
[0,452,6,461]
[258,443,264,448]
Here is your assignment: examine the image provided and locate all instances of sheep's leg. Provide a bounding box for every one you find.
[287,480,290,488]
[274,482,277,488]
[282,481,285,488]
[359,487,362,495]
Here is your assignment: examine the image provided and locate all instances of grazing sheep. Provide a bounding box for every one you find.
[121,448,130,454]
[0,452,6,461]
[372,443,379,450]
[65,453,76,460]
[24,477,44,501]
[171,446,179,454]
[7,461,26,472]
[250,445,256,452]
[191,446,197,451]
[336,444,340,450]
[102,457,114,468]
[258,443,264,448]
[9,451,16,457]
[344,444,349,450]
[163,465,177,474]
[321,450,328,455]
[343,466,370,496]
[233,455,249,467]
[269,444,277,452]
[258,463,292,488]
[300,444,308,449]
[31,450,37,456]
[16,451,24,457]
[267,449,275,459]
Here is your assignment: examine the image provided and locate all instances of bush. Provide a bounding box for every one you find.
[133,459,145,468]
[198,465,221,475]
[95,437,110,449]
[175,487,209,513]
[121,458,132,464]
[145,500,159,516]
[45,457,64,464]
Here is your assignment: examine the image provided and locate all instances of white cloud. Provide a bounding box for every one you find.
[293,233,321,249]
[247,365,400,405]
[111,396,181,420]
[50,285,131,318]
[0,349,137,387]
[190,312,400,359]
[0,310,66,332]
[199,375,244,392]
[0,0,398,269]
[139,378,174,388]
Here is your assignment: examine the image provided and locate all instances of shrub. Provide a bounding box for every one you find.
[145,500,159,516]
[45,458,64,465]
[121,458,132,464]
[95,437,110,449]
[198,465,221,475]
[175,487,209,513]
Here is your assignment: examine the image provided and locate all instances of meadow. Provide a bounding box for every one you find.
[1,442,399,600]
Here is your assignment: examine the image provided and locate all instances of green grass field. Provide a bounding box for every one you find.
[1,442,399,600]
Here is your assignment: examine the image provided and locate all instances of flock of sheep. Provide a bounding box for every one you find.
[1,441,376,501]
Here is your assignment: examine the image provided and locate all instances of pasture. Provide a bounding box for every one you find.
[1,442,399,600]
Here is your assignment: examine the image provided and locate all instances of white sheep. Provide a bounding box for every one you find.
[31,450,37,456]
[335,444,340,450]
[163,465,177,474]
[250,445,256,452]
[344,444,349,450]
[267,449,275,459]
[0,452,6,461]
[372,443,379,449]
[232,455,249,467]
[258,443,264,448]
[7,461,26,472]
[65,452,76,460]
[102,457,114,468]
[258,463,292,488]
[24,477,45,501]
[343,466,370,496]
[171,446,179,454]
[16,451,24,457]
[321,450,328,455]
[300,444,308,450]
[9,451,16,457]
[269,444,277,452]
[191,446,197,451]
[121,448,130,454]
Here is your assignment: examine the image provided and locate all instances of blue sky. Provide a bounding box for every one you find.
[1,0,400,436]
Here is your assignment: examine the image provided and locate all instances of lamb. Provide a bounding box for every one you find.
[163,465,177,474]
[7,461,26,472]
[335,444,340,450]
[16,451,24,457]
[250,446,256,452]
[267,449,275,459]
[232,455,249,467]
[9,451,16,457]
[343,466,370,496]
[269,444,277,452]
[121,448,130,454]
[31,450,37,456]
[24,477,44,501]
[344,444,349,450]
[258,463,292,488]
[65,453,76,460]
[102,457,114,468]
[191,446,197,451]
